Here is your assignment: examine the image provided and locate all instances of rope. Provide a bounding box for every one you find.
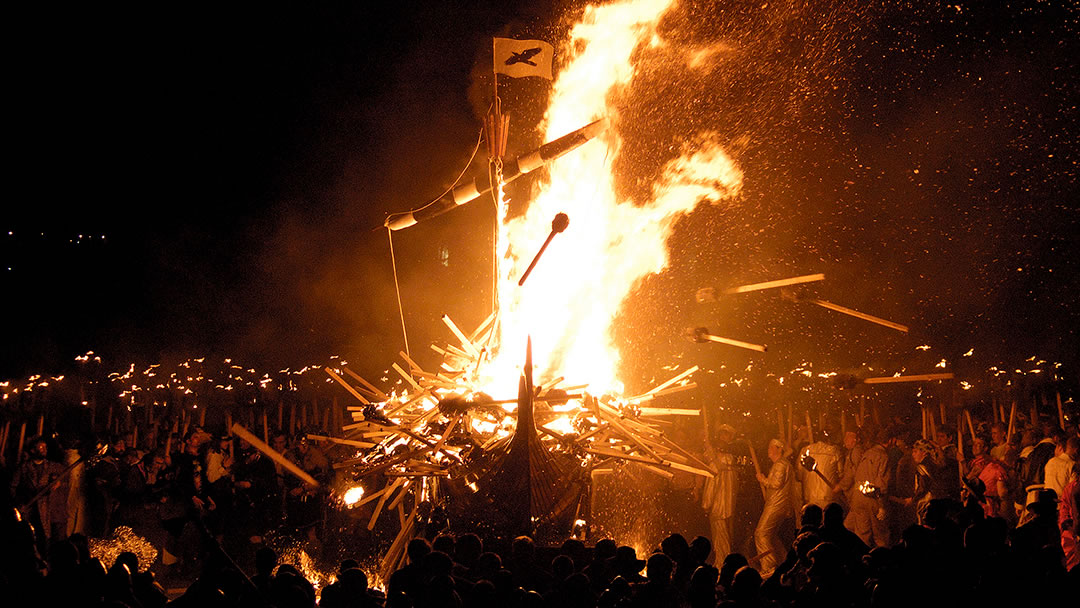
[387,227,410,356]
[383,129,485,225]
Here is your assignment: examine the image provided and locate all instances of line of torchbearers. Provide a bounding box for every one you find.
[2,393,1078,582]
[1,422,337,575]
[699,407,1080,578]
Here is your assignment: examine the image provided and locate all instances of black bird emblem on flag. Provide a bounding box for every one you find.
[506,47,542,66]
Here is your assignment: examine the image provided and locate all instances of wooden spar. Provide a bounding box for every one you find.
[777,410,784,441]
[628,383,698,404]
[442,314,481,358]
[306,434,376,449]
[0,420,10,466]
[343,367,390,401]
[199,406,206,427]
[637,407,700,417]
[468,310,497,343]
[956,413,963,456]
[723,273,825,295]
[939,401,947,426]
[805,298,909,333]
[745,438,767,499]
[398,351,427,376]
[858,395,866,427]
[964,410,976,443]
[786,404,793,450]
[643,366,700,397]
[1057,392,1066,430]
[703,334,768,353]
[863,373,954,384]
[231,423,318,487]
[921,407,927,440]
[16,422,27,465]
[805,410,813,443]
[325,368,371,405]
[427,416,459,457]
[262,411,269,444]
[368,478,404,530]
[278,401,284,429]
[37,414,44,437]
[928,408,937,441]
[391,363,424,392]
[595,408,667,465]
[289,402,296,435]
[388,479,413,510]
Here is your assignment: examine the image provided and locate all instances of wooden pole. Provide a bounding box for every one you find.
[277,400,284,430]
[37,414,44,437]
[928,408,937,442]
[939,400,946,426]
[858,395,866,427]
[1006,401,1016,443]
[805,410,814,444]
[1030,399,1038,429]
[1056,392,1066,430]
[199,405,206,428]
[16,422,27,465]
[746,438,767,499]
[786,404,793,449]
[956,414,963,457]
[964,410,976,442]
[231,423,318,487]
[262,411,270,444]
[0,420,10,465]
[289,402,296,435]
[921,407,928,440]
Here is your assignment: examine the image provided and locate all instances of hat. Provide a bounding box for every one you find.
[608,546,645,573]
[1026,488,1058,514]
[962,477,986,503]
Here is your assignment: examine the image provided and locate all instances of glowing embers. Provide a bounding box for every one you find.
[88,526,158,572]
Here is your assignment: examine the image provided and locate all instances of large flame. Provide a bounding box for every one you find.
[482,0,743,393]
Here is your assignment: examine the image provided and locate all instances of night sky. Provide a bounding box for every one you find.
[4,1,1078,399]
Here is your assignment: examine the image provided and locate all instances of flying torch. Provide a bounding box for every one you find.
[685,327,767,353]
[518,213,569,286]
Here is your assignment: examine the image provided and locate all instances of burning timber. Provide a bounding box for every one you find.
[313,313,714,579]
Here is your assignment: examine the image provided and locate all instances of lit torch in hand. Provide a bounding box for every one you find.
[799,450,835,486]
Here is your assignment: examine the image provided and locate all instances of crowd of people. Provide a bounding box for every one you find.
[0,402,1077,606]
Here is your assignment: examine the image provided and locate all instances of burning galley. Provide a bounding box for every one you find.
[296,4,745,579]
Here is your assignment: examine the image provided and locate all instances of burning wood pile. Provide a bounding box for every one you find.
[311,313,715,582]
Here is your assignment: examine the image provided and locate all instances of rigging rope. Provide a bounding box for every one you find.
[386,226,410,357]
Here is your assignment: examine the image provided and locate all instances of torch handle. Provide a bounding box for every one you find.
[518,231,558,286]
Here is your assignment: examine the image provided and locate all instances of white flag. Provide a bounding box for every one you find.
[493,38,554,80]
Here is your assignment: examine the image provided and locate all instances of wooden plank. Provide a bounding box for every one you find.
[325,367,371,405]
[723,273,825,295]
[231,423,318,487]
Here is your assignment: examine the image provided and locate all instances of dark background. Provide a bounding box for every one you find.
[4,1,1077,399]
